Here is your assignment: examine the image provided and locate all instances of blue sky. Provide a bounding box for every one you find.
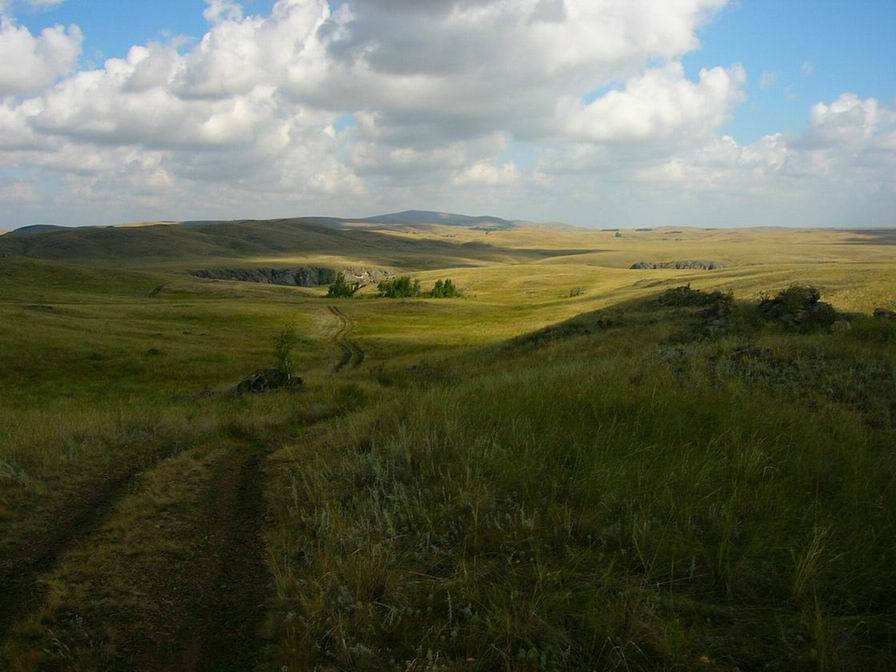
[16,1,275,60]
[2,0,895,228]
[685,0,896,142]
[17,0,895,146]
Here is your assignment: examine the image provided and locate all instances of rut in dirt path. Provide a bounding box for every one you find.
[0,450,169,641]
[329,305,365,370]
[137,447,271,672]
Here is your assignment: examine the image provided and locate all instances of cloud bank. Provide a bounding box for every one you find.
[1,0,893,228]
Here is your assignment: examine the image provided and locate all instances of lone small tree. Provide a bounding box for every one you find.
[273,324,300,381]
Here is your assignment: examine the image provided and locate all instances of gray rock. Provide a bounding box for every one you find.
[831,320,852,334]
[236,369,303,395]
[631,260,724,270]
[192,266,389,288]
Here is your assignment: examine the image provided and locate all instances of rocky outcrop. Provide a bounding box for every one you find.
[758,285,838,331]
[235,369,303,395]
[191,266,389,287]
[873,308,896,320]
[631,260,725,270]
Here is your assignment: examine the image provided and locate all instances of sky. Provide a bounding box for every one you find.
[1,0,894,229]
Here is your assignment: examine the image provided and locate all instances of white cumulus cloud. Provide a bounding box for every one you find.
[557,62,746,143]
[0,17,82,96]
[453,161,520,187]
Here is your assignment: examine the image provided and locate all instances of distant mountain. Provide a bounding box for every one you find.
[5,225,70,237]
[361,210,516,230]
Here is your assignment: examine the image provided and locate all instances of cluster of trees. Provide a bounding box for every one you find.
[326,272,362,298]
[429,279,461,298]
[377,276,422,298]
[327,273,462,299]
[375,276,462,299]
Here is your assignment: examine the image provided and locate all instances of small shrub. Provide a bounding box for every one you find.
[327,272,361,298]
[273,324,301,380]
[569,287,586,298]
[377,276,421,298]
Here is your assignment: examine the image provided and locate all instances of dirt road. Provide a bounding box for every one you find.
[329,305,365,370]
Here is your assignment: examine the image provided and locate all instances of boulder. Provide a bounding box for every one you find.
[873,308,896,320]
[831,320,852,334]
[236,368,303,395]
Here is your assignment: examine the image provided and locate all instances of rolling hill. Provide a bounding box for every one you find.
[3,225,70,237]
[0,213,567,270]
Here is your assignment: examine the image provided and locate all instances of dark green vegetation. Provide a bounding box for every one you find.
[429,278,462,298]
[327,271,363,298]
[376,276,461,299]
[378,275,422,298]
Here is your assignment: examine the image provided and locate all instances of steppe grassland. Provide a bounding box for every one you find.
[1,224,895,669]
[3,225,895,483]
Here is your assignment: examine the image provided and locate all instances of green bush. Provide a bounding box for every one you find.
[377,276,421,298]
[326,272,361,298]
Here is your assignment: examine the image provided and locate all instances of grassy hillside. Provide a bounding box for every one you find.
[268,292,896,671]
[0,215,544,268]
[1,224,895,670]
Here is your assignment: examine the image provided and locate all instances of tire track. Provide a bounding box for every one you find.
[329,305,365,370]
[1,446,274,671]
[138,447,270,672]
[0,449,172,641]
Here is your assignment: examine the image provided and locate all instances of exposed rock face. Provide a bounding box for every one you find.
[191,266,389,287]
[235,369,303,395]
[631,260,725,270]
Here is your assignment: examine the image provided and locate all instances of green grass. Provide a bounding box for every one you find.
[267,299,896,671]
